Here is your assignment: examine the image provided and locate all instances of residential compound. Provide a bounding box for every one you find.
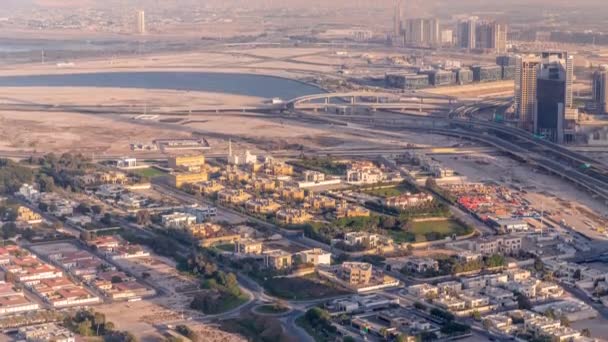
[180,156,380,232]
[409,267,565,318]
[346,161,400,185]
[0,246,99,308]
[232,238,331,271]
[161,212,240,247]
[484,310,595,342]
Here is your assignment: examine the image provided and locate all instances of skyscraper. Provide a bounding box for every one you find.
[137,10,146,35]
[536,52,574,143]
[515,55,541,132]
[473,21,508,53]
[495,22,508,54]
[457,18,477,50]
[393,0,403,40]
[592,65,608,114]
[405,18,439,47]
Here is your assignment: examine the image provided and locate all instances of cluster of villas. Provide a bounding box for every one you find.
[484,309,598,342]
[408,267,565,318]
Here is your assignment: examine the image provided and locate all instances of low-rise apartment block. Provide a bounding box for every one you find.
[471,235,523,255]
[281,187,306,201]
[18,323,75,342]
[32,277,100,308]
[276,208,312,225]
[218,189,252,205]
[263,250,292,269]
[264,161,293,176]
[194,180,224,195]
[320,262,399,293]
[403,257,439,274]
[235,239,264,255]
[306,195,337,210]
[296,248,331,266]
[16,206,42,224]
[189,223,241,247]
[170,171,209,188]
[408,284,439,298]
[346,161,385,185]
[336,202,371,218]
[93,271,155,300]
[245,199,281,214]
[161,212,197,229]
[0,282,39,316]
[168,154,205,172]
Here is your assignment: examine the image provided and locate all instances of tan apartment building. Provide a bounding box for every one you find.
[307,195,337,210]
[16,207,42,224]
[252,178,277,193]
[276,209,313,225]
[245,199,281,214]
[281,187,306,201]
[264,250,292,269]
[336,202,371,219]
[218,189,252,205]
[194,180,224,195]
[339,262,373,285]
[170,171,208,188]
[168,155,205,171]
[265,162,293,176]
[235,239,264,255]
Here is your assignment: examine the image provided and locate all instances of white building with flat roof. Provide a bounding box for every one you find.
[161,212,197,229]
[297,248,331,266]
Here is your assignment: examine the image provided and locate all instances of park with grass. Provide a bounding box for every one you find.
[287,156,347,175]
[129,167,167,179]
[388,218,474,243]
[362,182,419,198]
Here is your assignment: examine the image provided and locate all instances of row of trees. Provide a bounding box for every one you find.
[299,308,338,341]
[0,159,36,194]
[0,153,97,197]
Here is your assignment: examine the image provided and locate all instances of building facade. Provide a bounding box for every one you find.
[593,65,608,114]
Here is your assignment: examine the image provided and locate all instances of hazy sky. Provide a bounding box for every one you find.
[5,0,608,9]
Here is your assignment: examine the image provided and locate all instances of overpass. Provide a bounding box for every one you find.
[285,91,457,111]
[294,107,608,203]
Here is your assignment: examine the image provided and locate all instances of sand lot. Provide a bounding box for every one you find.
[97,300,244,342]
[99,255,245,342]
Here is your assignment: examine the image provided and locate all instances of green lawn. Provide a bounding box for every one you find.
[215,243,235,252]
[409,219,467,235]
[288,158,346,176]
[363,183,418,198]
[130,167,167,178]
[388,219,472,243]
